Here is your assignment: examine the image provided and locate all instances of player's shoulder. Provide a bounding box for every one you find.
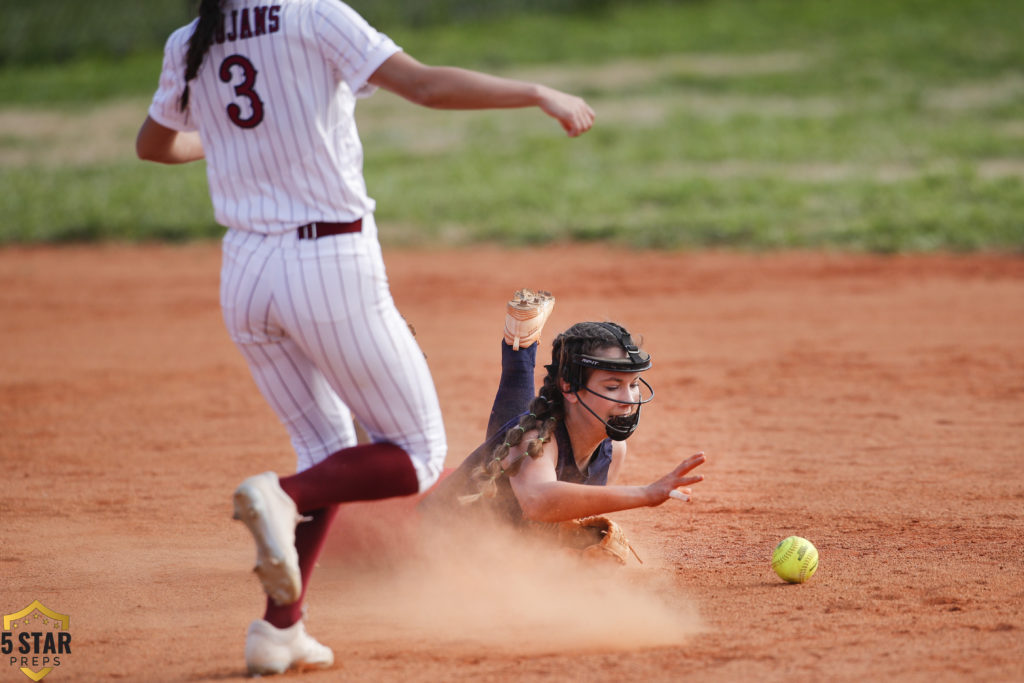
[168,18,199,44]
[508,426,551,456]
[163,19,199,54]
[537,428,561,459]
[303,0,378,30]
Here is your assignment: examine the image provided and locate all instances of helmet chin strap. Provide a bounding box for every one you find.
[572,376,653,441]
[562,323,655,441]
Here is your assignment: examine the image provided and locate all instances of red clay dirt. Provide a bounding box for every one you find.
[1,244,1022,682]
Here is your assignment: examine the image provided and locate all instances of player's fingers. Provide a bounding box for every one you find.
[575,106,595,134]
[674,452,706,474]
[563,103,594,137]
[677,474,704,487]
[563,115,583,137]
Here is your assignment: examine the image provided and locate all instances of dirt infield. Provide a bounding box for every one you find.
[1,244,1022,682]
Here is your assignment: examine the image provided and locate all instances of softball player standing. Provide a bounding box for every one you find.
[137,0,594,675]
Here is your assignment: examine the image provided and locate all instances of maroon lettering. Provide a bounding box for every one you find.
[239,8,253,39]
[214,6,277,45]
[226,9,238,41]
[253,6,267,36]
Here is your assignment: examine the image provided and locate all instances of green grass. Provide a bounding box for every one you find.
[2,0,1023,251]
[0,0,190,67]
[0,162,216,242]
[0,53,164,108]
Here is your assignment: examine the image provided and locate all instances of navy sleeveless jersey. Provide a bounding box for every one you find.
[420,413,613,522]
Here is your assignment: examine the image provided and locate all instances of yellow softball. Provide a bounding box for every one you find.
[771,536,819,583]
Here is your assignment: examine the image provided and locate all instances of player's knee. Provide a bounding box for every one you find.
[411,448,447,493]
[415,462,443,492]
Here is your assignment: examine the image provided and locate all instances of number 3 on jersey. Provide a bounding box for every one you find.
[220,54,264,129]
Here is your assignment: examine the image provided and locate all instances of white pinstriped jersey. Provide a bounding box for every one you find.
[148,0,400,234]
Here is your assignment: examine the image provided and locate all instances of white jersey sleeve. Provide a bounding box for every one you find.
[314,0,402,98]
[148,23,200,133]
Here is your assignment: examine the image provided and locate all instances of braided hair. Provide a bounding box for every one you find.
[179,0,225,112]
[464,322,641,502]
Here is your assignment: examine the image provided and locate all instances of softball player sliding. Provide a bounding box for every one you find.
[137,0,593,675]
[425,290,707,526]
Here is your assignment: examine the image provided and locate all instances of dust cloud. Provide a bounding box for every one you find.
[316,499,703,654]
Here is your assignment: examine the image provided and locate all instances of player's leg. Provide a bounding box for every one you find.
[221,231,348,673]
[485,341,537,440]
[232,475,338,673]
[229,315,395,624]
[234,220,444,626]
[486,289,555,439]
[226,316,359,633]
[220,229,361,467]
[241,224,446,649]
[243,504,338,675]
[274,217,447,507]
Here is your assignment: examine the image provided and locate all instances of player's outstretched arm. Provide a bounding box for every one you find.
[368,52,595,137]
[509,446,706,523]
[136,116,205,164]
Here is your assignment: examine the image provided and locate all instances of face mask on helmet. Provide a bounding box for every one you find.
[562,323,655,441]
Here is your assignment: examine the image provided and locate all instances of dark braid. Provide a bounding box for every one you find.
[463,322,637,502]
[179,0,225,112]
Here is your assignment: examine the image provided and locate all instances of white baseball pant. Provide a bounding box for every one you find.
[219,214,446,491]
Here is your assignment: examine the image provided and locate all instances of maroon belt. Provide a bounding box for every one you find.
[297,218,363,239]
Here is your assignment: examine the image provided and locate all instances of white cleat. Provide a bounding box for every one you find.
[232,472,303,606]
[244,619,334,675]
[503,288,555,351]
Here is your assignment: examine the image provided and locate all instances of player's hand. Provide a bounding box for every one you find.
[538,86,595,137]
[645,452,706,505]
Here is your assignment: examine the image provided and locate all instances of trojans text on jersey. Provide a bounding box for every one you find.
[213,5,281,45]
